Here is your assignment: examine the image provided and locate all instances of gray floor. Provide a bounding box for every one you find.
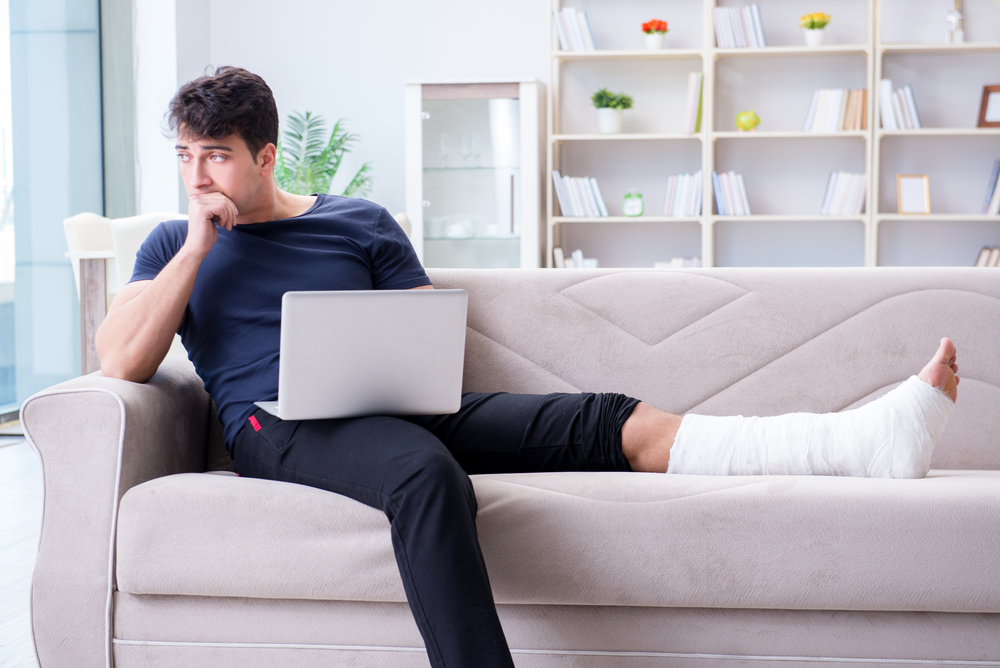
[0,436,42,668]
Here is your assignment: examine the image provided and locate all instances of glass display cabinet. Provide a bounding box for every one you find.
[404,80,544,268]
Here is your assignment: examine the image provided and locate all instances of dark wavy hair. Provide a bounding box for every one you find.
[167,66,278,163]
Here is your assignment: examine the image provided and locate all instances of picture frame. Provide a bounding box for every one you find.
[978,84,1000,128]
[897,174,930,214]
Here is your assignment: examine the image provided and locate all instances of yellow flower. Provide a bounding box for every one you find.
[800,12,831,29]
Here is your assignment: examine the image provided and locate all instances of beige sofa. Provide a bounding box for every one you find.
[22,268,1000,668]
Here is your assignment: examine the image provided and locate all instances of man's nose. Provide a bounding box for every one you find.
[189,160,212,190]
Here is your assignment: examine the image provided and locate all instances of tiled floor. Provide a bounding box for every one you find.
[0,436,42,668]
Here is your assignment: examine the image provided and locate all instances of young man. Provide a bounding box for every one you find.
[96,67,959,668]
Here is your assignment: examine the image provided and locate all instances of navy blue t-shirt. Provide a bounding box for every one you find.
[130,194,431,450]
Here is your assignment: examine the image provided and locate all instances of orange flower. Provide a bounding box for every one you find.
[642,19,668,34]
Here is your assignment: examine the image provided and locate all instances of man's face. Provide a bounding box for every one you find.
[175,131,266,209]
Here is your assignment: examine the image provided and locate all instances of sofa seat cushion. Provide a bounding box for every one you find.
[116,469,1000,612]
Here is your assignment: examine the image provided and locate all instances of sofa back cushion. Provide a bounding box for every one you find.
[426,268,1000,471]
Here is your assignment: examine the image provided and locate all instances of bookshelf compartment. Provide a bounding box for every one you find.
[877,218,1000,267]
[715,218,866,267]
[881,52,1000,129]
[877,136,1000,215]
[880,0,1000,44]
[560,0,705,51]
[559,220,702,268]
[716,0,869,48]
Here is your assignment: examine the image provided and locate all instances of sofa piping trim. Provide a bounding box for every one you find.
[110,639,1000,665]
[23,387,126,668]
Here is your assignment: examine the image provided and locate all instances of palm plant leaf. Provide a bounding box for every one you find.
[275,111,373,198]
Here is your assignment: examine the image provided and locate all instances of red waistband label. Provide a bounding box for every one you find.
[249,415,262,432]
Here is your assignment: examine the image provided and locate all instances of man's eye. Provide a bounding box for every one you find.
[210,154,226,162]
[177,154,191,162]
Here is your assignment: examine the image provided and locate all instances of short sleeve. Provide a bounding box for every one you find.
[370,208,431,290]
[130,221,187,283]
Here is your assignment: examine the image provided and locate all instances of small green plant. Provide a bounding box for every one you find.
[274,111,373,197]
[591,88,634,110]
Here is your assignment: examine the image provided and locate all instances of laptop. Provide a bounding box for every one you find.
[254,289,468,420]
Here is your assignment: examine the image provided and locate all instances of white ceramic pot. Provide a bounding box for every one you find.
[804,28,825,47]
[596,107,623,134]
[645,32,664,50]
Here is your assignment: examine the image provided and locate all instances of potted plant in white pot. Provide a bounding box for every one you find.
[800,12,831,47]
[642,19,668,50]
[592,88,634,134]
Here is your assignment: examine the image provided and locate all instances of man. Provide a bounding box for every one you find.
[96,67,958,668]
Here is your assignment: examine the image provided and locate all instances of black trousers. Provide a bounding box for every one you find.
[232,391,640,668]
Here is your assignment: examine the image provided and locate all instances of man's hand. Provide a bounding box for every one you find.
[185,192,239,257]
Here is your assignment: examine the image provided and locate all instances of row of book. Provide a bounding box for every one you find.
[879,80,922,130]
[551,170,609,217]
[712,171,751,216]
[683,73,704,135]
[981,159,1000,215]
[975,247,1000,267]
[553,8,596,52]
[803,89,868,133]
[553,247,600,268]
[655,257,704,268]
[820,172,867,216]
[713,5,767,49]
[662,171,704,216]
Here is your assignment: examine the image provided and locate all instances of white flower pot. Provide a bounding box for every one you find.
[596,108,623,134]
[804,28,825,47]
[645,33,665,50]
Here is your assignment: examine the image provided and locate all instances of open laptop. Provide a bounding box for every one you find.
[254,289,468,420]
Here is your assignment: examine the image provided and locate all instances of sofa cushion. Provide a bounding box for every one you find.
[116,469,1000,613]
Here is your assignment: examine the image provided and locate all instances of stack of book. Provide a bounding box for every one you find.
[713,5,766,48]
[553,247,600,269]
[662,171,704,216]
[654,257,703,268]
[683,73,704,134]
[712,171,751,216]
[879,80,921,130]
[553,8,596,51]
[820,172,867,216]
[551,170,609,218]
[982,159,1000,215]
[975,246,1000,267]
[803,89,868,132]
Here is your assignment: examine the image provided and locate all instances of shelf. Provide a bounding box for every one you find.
[553,49,703,61]
[552,133,701,142]
[880,42,1000,55]
[711,215,868,223]
[423,166,519,171]
[714,45,869,58]
[553,216,701,224]
[877,128,1000,138]
[713,131,868,140]
[875,214,1000,222]
[425,236,521,241]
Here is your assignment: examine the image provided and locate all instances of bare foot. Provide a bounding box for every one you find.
[918,337,959,403]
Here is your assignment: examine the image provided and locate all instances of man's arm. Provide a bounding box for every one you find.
[95,192,238,382]
[410,285,433,290]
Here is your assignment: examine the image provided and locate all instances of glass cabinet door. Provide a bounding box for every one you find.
[421,90,521,268]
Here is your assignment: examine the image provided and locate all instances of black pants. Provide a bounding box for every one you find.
[232,391,640,668]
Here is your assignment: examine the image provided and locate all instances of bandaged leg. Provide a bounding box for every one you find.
[666,376,955,479]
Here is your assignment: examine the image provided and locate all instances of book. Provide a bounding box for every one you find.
[989,247,1000,267]
[561,8,585,52]
[750,4,767,47]
[590,178,609,217]
[684,73,704,134]
[803,91,820,131]
[736,173,751,216]
[891,90,906,129]
[571,248,585,268]
[551,170,570,216]
[577,11,596,51]
[553,247,565,268]
[553,11,569,51]
[879,79,898,130]
[712,171,726,215]
[982,159,1000,214]
[820,171,838,215]
[562,175,580,216]
[836,89,850,131]
[902,85,921,129]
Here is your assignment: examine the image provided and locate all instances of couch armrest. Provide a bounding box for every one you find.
[20,357,212,668]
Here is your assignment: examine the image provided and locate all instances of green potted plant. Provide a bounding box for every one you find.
[800,12,831,47]
[591,88,634,134]
[274,111,373,197]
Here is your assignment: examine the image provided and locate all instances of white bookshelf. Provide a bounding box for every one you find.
[547,0,1000,268]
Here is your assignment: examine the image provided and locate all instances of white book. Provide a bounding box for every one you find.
[578,11,596,51]
[575,177,598,217]
[720,172,736,216]
[692,171,704,216]
[803,90,820,132]
[663,175,676,216]
[713,8,727,48]
[902,85,921,129]
[571,249,585,268]
[732,8,746,48]
[743,7,758,48]
[562,175,581,216]
[853,174,868,215]
[751,5,767,47]
[686,173,698,216]
[891,88,907,129]
[712,171,726,215]
[820,171,837,215]
[721,8,735,48]
[836,89,850,131]
[561,8,585,52]
[879,80,898,130]
[827,89,844,132]
[674,174,688,217]
[553,11,569,51]
[551,170,570,216]
[590,178,610,217]
[812,89,828,133]
[893,89,910,129]
[835,172,853,216]
[827,171,842,215]
[683,73,702,135]
[553,246,565,268]
[736,173,751,216]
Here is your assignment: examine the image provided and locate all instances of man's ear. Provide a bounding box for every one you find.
[258,143,277,174]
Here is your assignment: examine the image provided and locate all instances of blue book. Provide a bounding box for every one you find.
[712,171,726,215]
[983,159,1000,215]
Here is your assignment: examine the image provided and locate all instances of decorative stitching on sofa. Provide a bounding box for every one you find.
[22,387,127,668]
[465,327,581,391]
[110,639,1000,664]
[487,477,772,503]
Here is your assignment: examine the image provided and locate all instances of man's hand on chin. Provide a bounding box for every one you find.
[185,192,239,258]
